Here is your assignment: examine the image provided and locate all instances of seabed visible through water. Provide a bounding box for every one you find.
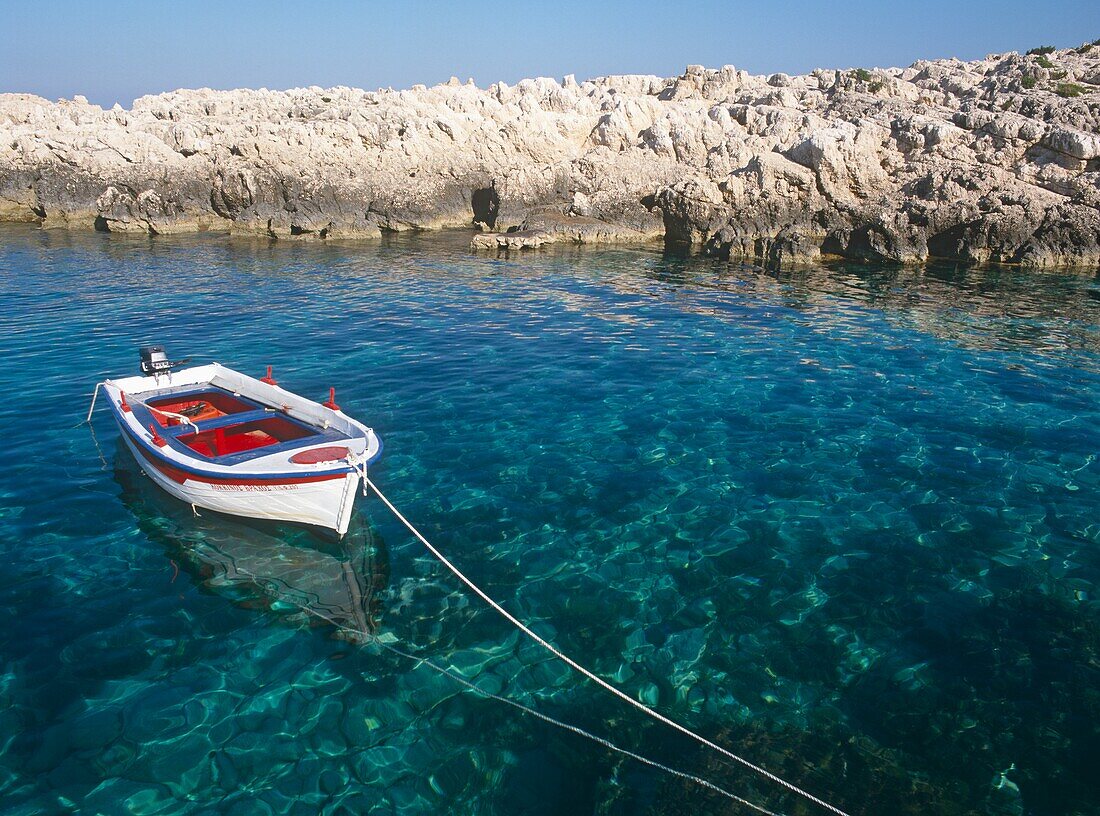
[0,224,1097,815]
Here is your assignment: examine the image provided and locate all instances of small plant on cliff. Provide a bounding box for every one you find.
[1021,75,1038,89]
[851,68,874,83]
[1077,43,1093,54]
[1034,55,1055,69]
[1026,45,1056,56]
[868,80,885,93]
[1055,82,1087,98]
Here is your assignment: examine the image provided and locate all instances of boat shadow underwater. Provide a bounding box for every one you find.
[112,445,390,642]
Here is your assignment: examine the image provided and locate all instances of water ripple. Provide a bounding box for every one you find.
[0,225,1098,815]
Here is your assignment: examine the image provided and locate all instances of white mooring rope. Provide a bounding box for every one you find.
[363,476,851,816]
[280,598,781,816]
[377,637,784,816]
[86,382,104,423]
[141,404,198,430]
[84,383,196,432]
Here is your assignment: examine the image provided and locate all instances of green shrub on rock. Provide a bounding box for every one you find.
[1026,45,1056,55]
[1055,83,1086,98]
[1021,75,1037,89]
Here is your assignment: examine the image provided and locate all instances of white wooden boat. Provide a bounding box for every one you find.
[95,347,382,536]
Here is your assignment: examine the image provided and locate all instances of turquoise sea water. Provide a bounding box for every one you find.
[0,223,1098,816]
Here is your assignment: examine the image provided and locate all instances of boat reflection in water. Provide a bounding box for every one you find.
[114,446,389,641]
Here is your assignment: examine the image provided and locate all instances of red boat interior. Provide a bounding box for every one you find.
[146,390,319,458]
[148,391,254,425]
[179,417,316,458]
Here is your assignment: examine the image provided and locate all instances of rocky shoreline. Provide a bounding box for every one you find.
[2,42,1099,268]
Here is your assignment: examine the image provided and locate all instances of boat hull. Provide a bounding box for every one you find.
[118,424,363,541]
[117,423,362,535]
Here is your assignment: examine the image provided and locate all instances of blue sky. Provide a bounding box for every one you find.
[2,0,1098,107]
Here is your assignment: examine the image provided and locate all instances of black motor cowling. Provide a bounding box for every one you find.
[140,345,189,376]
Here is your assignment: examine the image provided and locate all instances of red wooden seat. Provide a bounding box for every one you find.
[289,446,350,464]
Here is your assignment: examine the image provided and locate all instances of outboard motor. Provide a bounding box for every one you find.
[140,345,189,376]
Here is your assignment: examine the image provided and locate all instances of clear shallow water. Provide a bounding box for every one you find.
[0,224,1098,816]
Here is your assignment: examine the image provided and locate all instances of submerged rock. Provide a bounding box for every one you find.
[2,42,1099,267]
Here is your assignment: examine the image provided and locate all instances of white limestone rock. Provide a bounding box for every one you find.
[1,43,1098,267]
